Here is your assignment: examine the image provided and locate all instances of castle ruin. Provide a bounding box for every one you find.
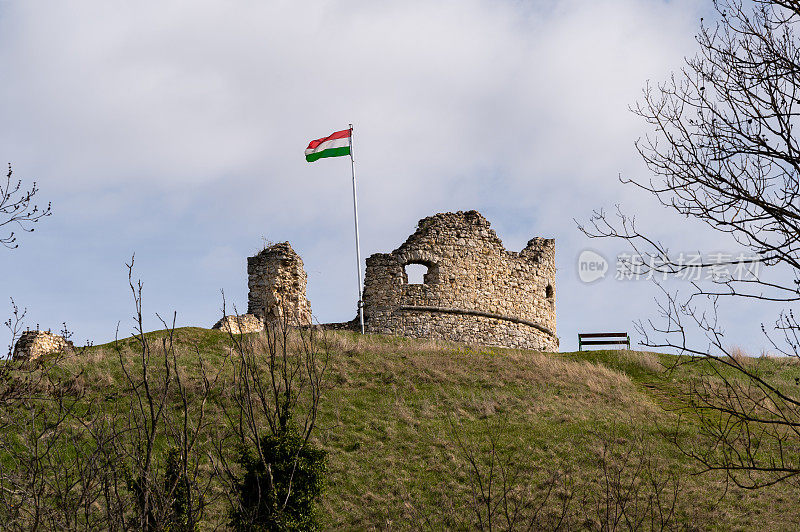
[362,211,557,350]
[12,330,73,361]
[211,213,557,350]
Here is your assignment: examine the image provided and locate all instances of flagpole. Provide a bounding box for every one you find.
[349,124,365,335]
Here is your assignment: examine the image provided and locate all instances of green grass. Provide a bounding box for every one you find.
[6,328,800,530]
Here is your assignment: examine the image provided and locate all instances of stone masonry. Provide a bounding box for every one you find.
[211,314,264,335]
[247,242,312,326]
[12,330,73,361]
[362,211,557,350]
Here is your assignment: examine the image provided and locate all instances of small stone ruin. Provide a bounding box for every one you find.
[212,241,313,332]
[211,314,264,335]
[12,330,73,361]
[362,210,558,350]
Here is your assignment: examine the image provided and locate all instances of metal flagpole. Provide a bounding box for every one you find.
[349,124,365,334]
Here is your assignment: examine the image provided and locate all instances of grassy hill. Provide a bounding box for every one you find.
[3,327,800,530]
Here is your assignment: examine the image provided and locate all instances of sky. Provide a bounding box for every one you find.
[0,0,779,355]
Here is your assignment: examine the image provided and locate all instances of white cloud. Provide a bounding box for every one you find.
[3,0,766,354]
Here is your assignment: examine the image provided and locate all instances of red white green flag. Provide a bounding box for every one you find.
[305,128,351,162]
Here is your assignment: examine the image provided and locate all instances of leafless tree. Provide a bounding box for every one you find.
[99,257,221,530]
[4,299,26,359]
[1,164,51,250]
[211,300,329,529]
[448,419,575,531]
[0,254,331,530]
[0,327,109,530]
[586,432,682,531]
[0,258,225,530]
[579,0,800,489]
[412,418,683,531]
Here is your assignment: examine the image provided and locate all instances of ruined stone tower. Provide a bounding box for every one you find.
[362,211,557,350]
[247,242,312,326]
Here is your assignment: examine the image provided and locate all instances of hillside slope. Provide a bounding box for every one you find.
[4,328,800,530]
[312,333,800,529]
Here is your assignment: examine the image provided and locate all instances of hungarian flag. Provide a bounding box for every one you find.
[305,128,351,162]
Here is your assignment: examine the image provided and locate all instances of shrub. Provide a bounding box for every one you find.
[231,429,326,531]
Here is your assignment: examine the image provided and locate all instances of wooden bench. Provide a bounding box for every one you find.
[578,332,630,351]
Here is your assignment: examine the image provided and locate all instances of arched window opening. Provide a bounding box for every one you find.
[405,263,429,285]
[546,284,554,299]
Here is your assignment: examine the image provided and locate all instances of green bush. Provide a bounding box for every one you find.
[231,429,326,531]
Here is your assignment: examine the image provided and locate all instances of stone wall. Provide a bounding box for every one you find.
[12,330,73,361]
[212,314,263,335]
[362,210,557,350]
[247,242,312,326]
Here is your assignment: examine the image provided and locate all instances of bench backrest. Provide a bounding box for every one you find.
[578,332,630,351]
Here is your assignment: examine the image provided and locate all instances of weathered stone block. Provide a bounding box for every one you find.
[212,314,263,335]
